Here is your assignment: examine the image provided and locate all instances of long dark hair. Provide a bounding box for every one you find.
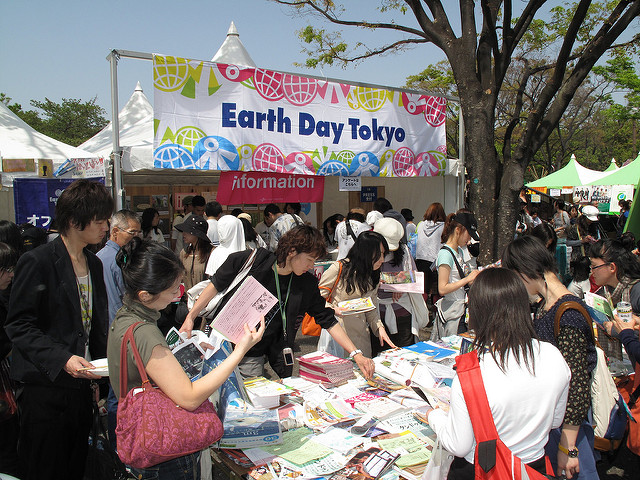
[341,231,389,294]
[239,217,257,243]
[590,238,640,281]
[502,235,557,281]
[141,208,160,238]
[469,268,537,373]
[322,213,344,244]
[529,222,557,254]
[116,237,184,299]
[0,242,18,272]
[0,221,23,254]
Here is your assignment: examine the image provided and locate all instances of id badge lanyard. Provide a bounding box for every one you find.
[273,263,293,344]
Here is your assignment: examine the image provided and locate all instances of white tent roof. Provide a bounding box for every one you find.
[79,81,153,160]
[211,21,256,67]
[0,101,97,161]
[0,101,97,186]
[88,22,255,173]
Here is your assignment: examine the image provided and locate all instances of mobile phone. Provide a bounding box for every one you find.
[283,347,294,366]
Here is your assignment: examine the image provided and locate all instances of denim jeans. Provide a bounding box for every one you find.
[128,451,201,480]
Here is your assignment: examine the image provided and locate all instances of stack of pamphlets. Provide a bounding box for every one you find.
[244,376,294,409]
[298,351,356,385]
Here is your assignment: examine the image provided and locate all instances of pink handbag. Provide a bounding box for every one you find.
[115,322,223,469]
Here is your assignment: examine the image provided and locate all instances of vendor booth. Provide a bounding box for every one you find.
[96,23,464,232]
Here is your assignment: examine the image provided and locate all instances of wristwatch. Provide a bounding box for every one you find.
[558,444,579,458]
[349,349,363,359]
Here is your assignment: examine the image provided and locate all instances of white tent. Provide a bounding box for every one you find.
[0,101,97,187]
[87,22,257,173]
[79,81,154,172]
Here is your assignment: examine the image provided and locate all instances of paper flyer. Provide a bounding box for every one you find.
[210,275,277,343]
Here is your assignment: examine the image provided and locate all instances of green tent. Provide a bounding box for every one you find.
[526,154,607,189]
[603,158,619,172]
[587,153,640,186]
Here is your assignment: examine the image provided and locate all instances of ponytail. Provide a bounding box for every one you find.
[441,213,461,243]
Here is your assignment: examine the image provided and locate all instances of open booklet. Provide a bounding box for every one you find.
[583,291,614,325]
[165,327,207,381]
[210,275,277,344]
[338,297,376,314]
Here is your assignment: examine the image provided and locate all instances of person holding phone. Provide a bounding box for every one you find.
[182,225,376,380]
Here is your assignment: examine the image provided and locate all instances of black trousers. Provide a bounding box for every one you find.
[17,383,92,480]
[447,455,547,480]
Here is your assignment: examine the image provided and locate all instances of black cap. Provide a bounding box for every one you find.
[175,215,211,243]
[454,212,479,241]
[401,208,414,222]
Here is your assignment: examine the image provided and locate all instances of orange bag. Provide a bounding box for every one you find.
[301,262,343,337]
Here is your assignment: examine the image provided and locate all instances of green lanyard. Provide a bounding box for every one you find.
[273,263,293,342]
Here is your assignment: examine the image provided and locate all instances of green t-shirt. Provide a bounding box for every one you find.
[107,296,168,398]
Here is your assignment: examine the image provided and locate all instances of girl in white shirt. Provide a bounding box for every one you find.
[427,268,570,479]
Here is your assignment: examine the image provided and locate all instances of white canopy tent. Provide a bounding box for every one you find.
[0,102,99,220]
[79,81,154,172]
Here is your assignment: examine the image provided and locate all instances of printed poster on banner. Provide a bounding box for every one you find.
[590,186,611,205]
[609,185,635,213]
[152,55,447,177]
[573,186,592,204]
[71,157,105,178]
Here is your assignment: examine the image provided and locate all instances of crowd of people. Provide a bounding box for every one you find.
[0,182,639,479]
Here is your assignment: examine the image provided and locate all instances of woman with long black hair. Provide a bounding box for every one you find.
[317,231,396,358]
[503,236,598,480]
[141,207,165,245]
[426,268,570,480]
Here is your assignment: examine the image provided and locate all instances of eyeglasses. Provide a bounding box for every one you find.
[122,229,143,236]
[590,263,610,272]
[1,266,15,274]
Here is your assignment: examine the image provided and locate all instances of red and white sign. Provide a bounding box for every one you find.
[216,171,324,205]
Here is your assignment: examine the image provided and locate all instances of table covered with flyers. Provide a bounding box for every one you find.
[204,335,474,480]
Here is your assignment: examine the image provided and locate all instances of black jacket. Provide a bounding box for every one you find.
[5,236,108,388]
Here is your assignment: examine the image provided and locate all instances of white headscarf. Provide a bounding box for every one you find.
[205,215,246,276]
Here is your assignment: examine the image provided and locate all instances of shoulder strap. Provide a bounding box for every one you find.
[441,245,465,278]
[327,261,344,303]
[553,300,595,344]
[119,321,151,400]
[345,220,358,243]
[455,351,500,444]
[289,213,301,226]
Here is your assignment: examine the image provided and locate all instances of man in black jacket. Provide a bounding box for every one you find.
[5,179,113,480]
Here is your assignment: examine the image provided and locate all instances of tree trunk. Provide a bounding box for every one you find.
[460,96,500,264]
[496,159,526,260]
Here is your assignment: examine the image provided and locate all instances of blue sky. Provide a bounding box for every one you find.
[0,0,447,114]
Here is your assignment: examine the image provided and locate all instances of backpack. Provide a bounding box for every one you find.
[456,351,553,480]
[553,301,629,452]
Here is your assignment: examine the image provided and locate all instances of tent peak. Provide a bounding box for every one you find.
[134,81,143,92]
[227,21,239,36]
[211,21,256,67]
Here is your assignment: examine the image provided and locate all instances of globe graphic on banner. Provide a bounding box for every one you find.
[254,69,284,101]
[349,152,380,176]
[252,143,285,172]
[415,151,447,176]
[283,74,318,106]
[175,126,206,150]
[284,152,315,174]
[153,56,190,92]
[335,150,356,168]
[317,160,350,176]
[192,136,240,170]
[354,87,387,112]
[392,147,416,177]
[154,144,195,169]
[424,96,447,127]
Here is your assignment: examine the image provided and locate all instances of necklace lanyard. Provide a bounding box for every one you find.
[273,263,293,342]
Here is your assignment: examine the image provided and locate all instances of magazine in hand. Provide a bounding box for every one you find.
[380,270,415,284]
[210,275,277,344]
[583,291,614,325]
[338,297,376,314]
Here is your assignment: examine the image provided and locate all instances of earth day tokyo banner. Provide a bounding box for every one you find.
[152,55,447,177]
